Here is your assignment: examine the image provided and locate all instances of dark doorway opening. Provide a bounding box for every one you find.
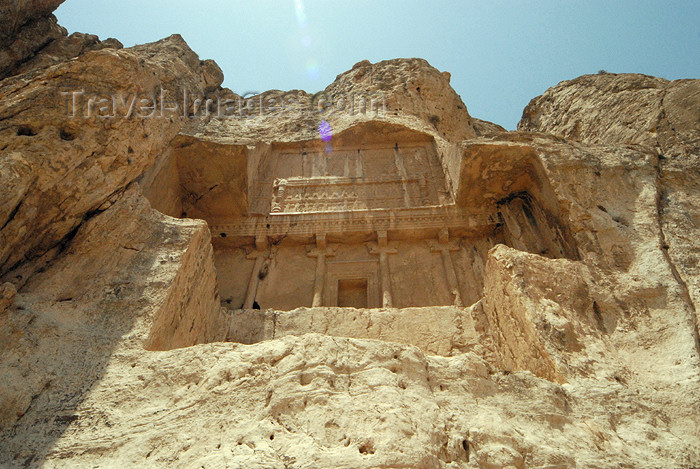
[337,279,369,308]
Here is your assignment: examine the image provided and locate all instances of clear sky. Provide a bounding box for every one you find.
[56,0,700,129]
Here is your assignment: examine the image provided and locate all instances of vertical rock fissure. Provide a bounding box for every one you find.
[0,200,22,231]
[654,155,700,354]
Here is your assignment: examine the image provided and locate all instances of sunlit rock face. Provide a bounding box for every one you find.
[0,3,699,468]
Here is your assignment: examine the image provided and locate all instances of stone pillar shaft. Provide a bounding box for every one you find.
[430,228,464,307]
[312,252,326,307]
[379,250,393,307]
[243,255,264,309]
[369,231,397,308]
[308,233,333,307]
[243,236,268,309]
[440,247,463,307]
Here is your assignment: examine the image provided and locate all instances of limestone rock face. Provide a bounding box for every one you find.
[325,58,478,141]
[519,73,700,156]
[0,186,226,440]
[0,0,66,46]
[519,73,670,147]
[227,304,483,357]
[0,33,222,279]
[1,4,699,468]
[11,32,124,76]
[0,0,67,78]
[471,118,506,136]
[0,282,17,314]
[178,57,476,151]
[518,72,700,356]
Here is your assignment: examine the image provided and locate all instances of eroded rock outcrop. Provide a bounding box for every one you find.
[519,72,700,355]
[0,186,226,450]
[0,3,699,468]
[0,0,67,78]
[0,33,223,282]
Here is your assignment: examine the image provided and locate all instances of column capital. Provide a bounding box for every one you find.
[439,227,450,244]
[377,230,389,248]
[368,242,398,256]
[306,244,337,258]
[428,239,460,253]
[255,235,268,251]
[316,232,327,250]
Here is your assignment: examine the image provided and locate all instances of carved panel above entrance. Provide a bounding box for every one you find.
[252,139,449,214]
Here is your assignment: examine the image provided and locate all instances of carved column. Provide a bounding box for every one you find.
[429,228,464,307]
[368,230,398,307]
[459,241,481,307]
[393,145,412,208]
[244,235,269,309]
[306,233,336,307]
[419,175,431,205]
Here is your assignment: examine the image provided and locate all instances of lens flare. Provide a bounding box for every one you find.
[319,120,332,142]
[295,0,321,81]
[294,0,307,27]
[306,59,320,80]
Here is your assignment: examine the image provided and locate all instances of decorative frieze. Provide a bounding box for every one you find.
[211,207,501,238]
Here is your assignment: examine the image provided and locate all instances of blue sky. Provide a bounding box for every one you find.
[56,1,700,129]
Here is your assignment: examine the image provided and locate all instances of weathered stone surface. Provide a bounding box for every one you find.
[12,32,124,76]
[0,0,66,47]
[227,304,483,357]
[519,73,700,159]
[0,9,699,468]
[0,33,222,279]
[518,72,700,361]
[0,186,225,441]
[0,1,67,78]
[0,282,17,314]
[2,331,697,468]
[519,73,669,147]
[483,245,594,383]
[471,117,506,136]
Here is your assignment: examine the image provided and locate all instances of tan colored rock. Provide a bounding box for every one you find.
[2,330,696,468]
[0,282,17,314]
[518,73,700,161]
[178,58,477,148]
[519,73,669,147]
[0,17,699,469]
[12,32,124,76]
[483,245,594,383]
[472,117,506,136]
[0,34,222,279]
[0,185,225,438]
[0,0,67,78]
[518,72,700,358]
[227,304,483,357]
[0,0,66,47]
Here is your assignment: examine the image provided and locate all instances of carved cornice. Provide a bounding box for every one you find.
[210,206,501,238]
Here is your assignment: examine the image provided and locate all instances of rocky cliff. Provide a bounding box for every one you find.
[0,3,699,469]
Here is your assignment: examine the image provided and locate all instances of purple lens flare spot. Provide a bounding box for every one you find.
[319,120,332,142]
